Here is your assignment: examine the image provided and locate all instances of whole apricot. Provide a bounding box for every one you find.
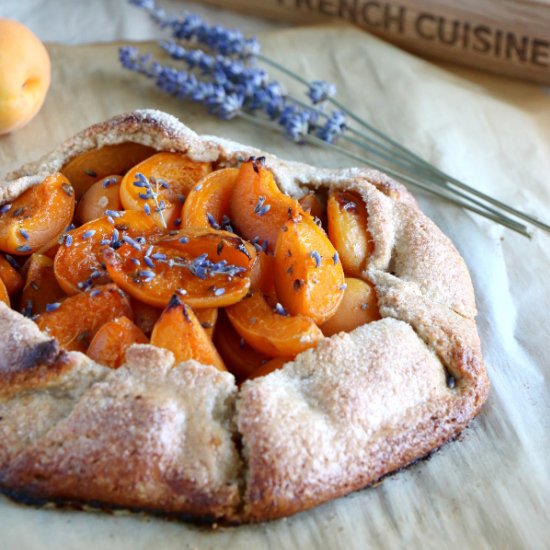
[0,19,51,135]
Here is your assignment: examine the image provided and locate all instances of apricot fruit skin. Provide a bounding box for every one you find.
[75,175,122,224]
[120,152,212,228]
[86,316,148,369]
[320,277,380,337]
[225,290,324,357]
[20,253,65,316]
[150,296,226,371]
[229,159,300,252]
[274,213,345,325]
[61,143,157,199]
[0,19,51,135]
[34,284,133,352]
[0,254,24,295]
[327,190,371,277]
[0,173,75,256]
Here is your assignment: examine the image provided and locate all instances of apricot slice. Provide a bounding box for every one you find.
[0,173,75,255]
[35,284,133,352]
[120,152,212,228]
[61,142,157,198]
[327,190,372,277]
[299,191,324,221]
[0,254,23,294]
[213,311,273,382]
[86,316,148,368]
[274,212,345,324]
[181,168,239,229]
[247,356,288,380]
[320,277,380,337]
[195,307,218,338]
[150,295,225,371]
[229,158,300,252]
[225,290,324,357]
[20,254,65,316]
[54,210,161,295]
[130,297,161,336]
[104,228,256,309]
[250,251,277,302]
[75,175,122,224]
[0,277,10,306]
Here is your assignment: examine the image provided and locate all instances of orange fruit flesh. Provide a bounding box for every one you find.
[3,148,381,379]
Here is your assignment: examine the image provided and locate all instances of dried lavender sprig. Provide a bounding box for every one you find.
[133,171,167,228]
[237,112,531,237]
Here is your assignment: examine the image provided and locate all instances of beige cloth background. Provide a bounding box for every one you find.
[0,26,548,549]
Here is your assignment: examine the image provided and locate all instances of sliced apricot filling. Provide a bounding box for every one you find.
[75,175,122,224]
[2,149,381,377]
[274,211,345,324]
[327,190,372,277]
[0,254,24,295]
[181,167,239,229]
[226,290,324,357]
[87,316,148,369]
[120,152,212,228]
[53,210,162,295]
[61,142,157,198]
[0,173,75,256]
[104,228,255,309]
[20,254,65,316]
[150,295,226,371]
[229,158,301,252]
[34,284,133,352]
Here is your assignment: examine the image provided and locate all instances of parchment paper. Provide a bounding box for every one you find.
[0,27,548,550]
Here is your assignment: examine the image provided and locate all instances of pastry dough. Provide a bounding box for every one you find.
[0,110,489,523]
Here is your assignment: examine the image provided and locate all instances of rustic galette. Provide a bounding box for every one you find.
[0,110,489,523]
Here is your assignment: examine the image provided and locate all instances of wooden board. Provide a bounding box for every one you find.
[0,30,549,549]
[198,0,550,84]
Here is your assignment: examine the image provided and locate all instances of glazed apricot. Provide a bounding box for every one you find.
[35,284,133,352]
[320,277,380,337]
[229,159,301,252]
[0,173,75,256]
[250,251,277,301]
[299,191,324,221]
[181,168,239,229]
[61,142,157,198]
[0,254,23,294]
[104,228,256,309]
[225,290,324,357]
[195,307,218,338]
[54,210,161,295]
[150,295,225,371]
[86,316,148,368]
[20,254,65,316]
[0,277,10,306]
[327,190,372,277]
[213,311,273,382]
[130,297,161,336]
[274,212,345,324]
[247,356,288,380]
[120,152,212,228]
[75,175,122,224]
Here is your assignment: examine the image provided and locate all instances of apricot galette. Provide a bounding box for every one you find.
[0,110,488,523]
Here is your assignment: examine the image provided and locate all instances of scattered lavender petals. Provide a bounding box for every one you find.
[310,250,321,267]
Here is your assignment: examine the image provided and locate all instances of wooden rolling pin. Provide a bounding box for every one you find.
[198,0,550,84]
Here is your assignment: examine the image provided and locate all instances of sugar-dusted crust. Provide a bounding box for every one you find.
[0,110,488,523]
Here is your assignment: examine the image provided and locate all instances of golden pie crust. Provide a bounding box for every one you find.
[0,110,489,523]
